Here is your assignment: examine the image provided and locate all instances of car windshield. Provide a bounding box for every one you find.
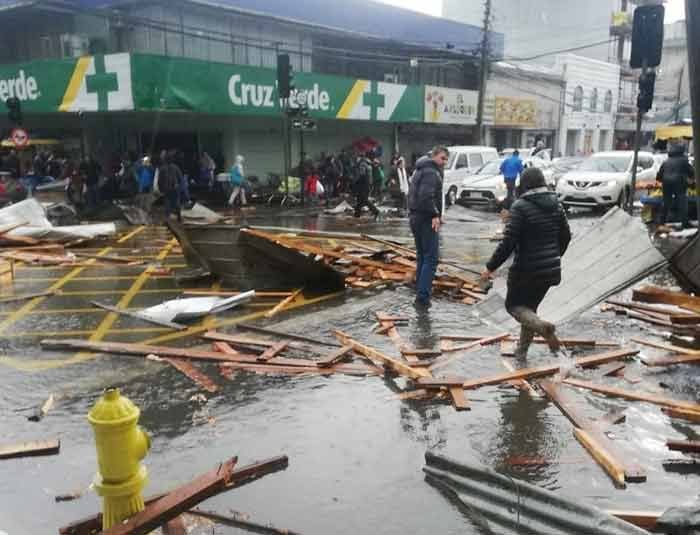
[578,156,630,173]
[476,159,503,175]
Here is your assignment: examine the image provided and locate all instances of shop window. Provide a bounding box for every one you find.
[604,90,613,113]
[590,88,598,112]
[573,86,583,112]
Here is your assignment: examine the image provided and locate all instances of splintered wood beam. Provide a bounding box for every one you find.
[0,438,60,460]
[539,381,644,484]
[316,345,353,368]
[103,457,239,535]
[667,439,700,454]
[264,288,303,319]
[563,378,700,413]
[163,358,219,393]
[574,428,627,488]
[256,342,289,362]
[332,330,429,379]
[60,456,289,535]
[422,348,639,389]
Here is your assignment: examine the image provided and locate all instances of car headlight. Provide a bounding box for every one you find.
[606,180,618,187]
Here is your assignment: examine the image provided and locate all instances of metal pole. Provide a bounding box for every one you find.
[282,97,289,197]
[475,0,491,145]
[299,128,304,206]
[628,60,648,214]
[686,0,700,224]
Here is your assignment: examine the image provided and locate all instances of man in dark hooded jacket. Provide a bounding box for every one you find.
[657,144,694,228]
[408,146,448,309]
[481,167,571,358]
[354,151,380,218]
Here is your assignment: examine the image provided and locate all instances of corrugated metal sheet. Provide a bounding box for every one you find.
[424,452,650,535]
[475,207,667,328]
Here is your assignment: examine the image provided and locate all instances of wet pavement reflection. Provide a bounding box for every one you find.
[0,203,698,534]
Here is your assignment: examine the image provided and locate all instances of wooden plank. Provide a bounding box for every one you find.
[448,386,470,411]
[374,324,393,335]
[27,393,55,422]
[661,407,700,423]
[0,438,60,459]
[631,337,700,356]
[91,301,186,330]
[103,457,239,535]
[182,290,294,298]
[163,358,219,393]
[430,332,511,372]
[441,334,616,347]
[59,456,290,535]
[74,252,143,264]
[333,330,429,379]
[643,353,700,366]
[236,323,341,347]
[595,362,626,378]
[606,298,686,317]
[256,341,288,362]
[669,314,700,325]
[264,288,303,318]
[573,428,626,488]
[539,381,644,483]
[563,378,700,413]
[633,285,700,309]
[375,313,409,322]
[316,345,353,368]
[667,439,700,454]
[606,510,661,531]
[202,331,275,348]
[401,348,441,358]
[219,361,379,377]
[502,359,540,397]
[422,348,639,389]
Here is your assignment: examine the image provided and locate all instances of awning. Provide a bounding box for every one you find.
[655,124,693,140]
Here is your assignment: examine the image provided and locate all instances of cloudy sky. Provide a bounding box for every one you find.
[377,0,686,22]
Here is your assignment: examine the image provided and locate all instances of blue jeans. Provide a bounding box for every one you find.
[410,215,440,303]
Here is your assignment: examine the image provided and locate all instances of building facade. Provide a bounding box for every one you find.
[0,0,504,178]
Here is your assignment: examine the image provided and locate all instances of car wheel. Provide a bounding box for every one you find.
[445,187,457,208]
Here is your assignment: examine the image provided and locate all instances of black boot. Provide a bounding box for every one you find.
[513,325,534,359]
[509,306,560,353]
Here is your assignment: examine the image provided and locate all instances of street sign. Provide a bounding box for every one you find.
[10,127,29,148]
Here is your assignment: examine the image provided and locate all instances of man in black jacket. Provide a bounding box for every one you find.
[657,144,694,228]
[354,151,379,219]
[408,146,448,309]
[481,167,571,358]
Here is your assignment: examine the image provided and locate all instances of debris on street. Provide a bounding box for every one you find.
[27,393,55,422]
[0,438,60,460]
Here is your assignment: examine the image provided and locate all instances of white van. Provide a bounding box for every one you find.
[443,146,499,206]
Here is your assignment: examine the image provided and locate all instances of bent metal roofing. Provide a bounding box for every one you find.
[52,0,503,55]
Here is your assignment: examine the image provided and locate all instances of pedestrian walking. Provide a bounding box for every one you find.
[481,167,571,358]
[396,156,409,210]
[81,155,101,209]
[158,154,182,222]
[228,155,247,207]
[657,143,694,228]
[354,151,379,219]
[500,150,524,209]
[137,156,154,193]
[407,146,449,309]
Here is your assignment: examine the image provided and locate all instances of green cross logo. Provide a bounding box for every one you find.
[363,81,385,121]
[86,55,119,111]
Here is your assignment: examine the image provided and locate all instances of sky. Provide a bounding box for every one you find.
[376,0,686,22]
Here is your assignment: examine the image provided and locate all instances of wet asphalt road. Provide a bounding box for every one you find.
[0,201,699,534]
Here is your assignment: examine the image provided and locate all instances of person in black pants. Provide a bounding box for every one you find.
[658,143,694,228]
[354,151,379,218]
[481,167,571,358]
[408,146,449,309]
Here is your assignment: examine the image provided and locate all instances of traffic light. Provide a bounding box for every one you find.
[6,97,22,125]
[630,4,665,69]
[277,53,293,99]
[637,71,656,113]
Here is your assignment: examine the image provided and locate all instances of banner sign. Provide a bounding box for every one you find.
[494,96,537,127]
[424,85,478,125]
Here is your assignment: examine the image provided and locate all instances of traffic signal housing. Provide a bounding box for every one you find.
[630,4,665,69]
[277,54,293,99]
[637,71,656,113]
[6,97,22,125]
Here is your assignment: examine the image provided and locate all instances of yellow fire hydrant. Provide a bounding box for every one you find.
[88,387,150,530]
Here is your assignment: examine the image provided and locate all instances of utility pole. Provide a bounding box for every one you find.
[475,0,491,146]
[675,63,685,123]
[685,0,700,223]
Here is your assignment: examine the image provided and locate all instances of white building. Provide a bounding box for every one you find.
[554,54,619,155]
[443,0,622,64]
